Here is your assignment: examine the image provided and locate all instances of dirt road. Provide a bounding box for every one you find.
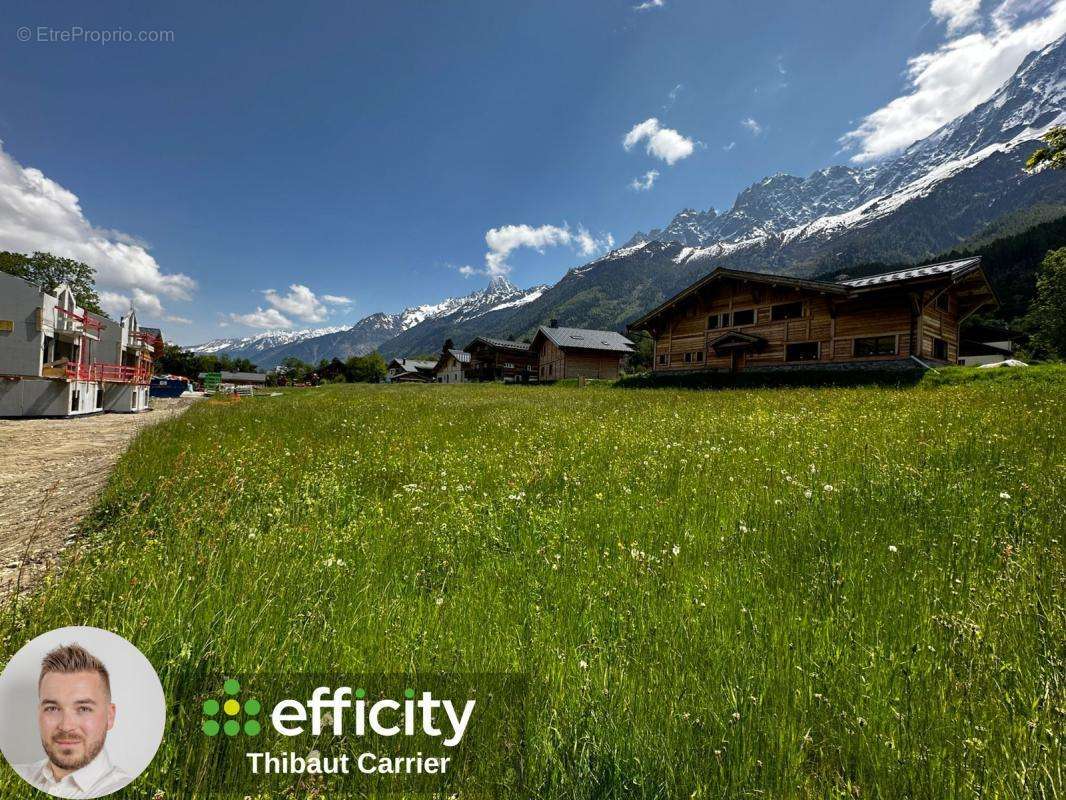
[0,397,200,595]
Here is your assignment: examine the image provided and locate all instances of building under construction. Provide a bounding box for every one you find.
[0,271,159,418]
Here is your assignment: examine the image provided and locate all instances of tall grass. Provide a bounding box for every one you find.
[3,371,1064,798]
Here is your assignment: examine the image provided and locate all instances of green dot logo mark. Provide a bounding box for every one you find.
[201,678,262,738]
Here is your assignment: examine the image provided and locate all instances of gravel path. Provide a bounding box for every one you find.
[0,397,200,596]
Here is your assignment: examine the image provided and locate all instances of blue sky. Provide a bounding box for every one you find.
[1,0,1062,343]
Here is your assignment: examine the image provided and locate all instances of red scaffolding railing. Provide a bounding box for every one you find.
[55,306,104,333]
[93,363,153,384]
[63,361,94,381]
[62,362,152,384]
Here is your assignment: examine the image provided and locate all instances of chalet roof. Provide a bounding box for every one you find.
[960,323,1024,342]
[959,341,1013,357]
[535,325,635,353]
[466,336,531,352]
[837,257,981,288]
[140,326,162,342]
[628,257,994,332]
[389,358,437,373]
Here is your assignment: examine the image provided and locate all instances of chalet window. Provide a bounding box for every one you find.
[695,351,704,363]
[785,341,820,362]
[684,352,692,363]
[732,308,755,326]
[935,293,949,311]
[657,354,667,365]
[71,389,80,412]
[771,301,804,321]
[707,314,721,330]
[854,335,897,357]
[932,338,948,360]
[720,312,731,327]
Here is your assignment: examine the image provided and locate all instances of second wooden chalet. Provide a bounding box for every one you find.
[464,336,537,383]
[627,257,997,373]
[532,323,635,381]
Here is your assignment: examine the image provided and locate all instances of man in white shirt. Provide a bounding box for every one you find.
[13,644,133,798]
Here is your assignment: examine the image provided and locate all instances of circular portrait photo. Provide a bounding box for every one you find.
[0,626,165,798]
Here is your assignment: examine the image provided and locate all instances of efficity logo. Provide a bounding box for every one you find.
[198,678,477,776]
[201,678,262,737]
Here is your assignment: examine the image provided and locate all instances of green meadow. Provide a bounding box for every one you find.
[3,369,1064,798]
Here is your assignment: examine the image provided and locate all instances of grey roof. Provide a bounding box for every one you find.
[467,336,531,352]
[390,358,437,373]
[447,349,471,363]
[537,326,635,353]
[140,326,162,341]
[837,257,981,288]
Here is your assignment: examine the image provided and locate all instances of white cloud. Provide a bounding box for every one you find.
[741,117,763,135]
[841,0,1066,163]
[262,284,328,323]
[476,223,613,277]
[723,141,737,151]
[458,265,478,278]
[228,283,350,329]
[229,307,293,329]
[630,170,660,191]
[634,0,665,10]
[623,118,695,165]
[931,0,982,33]
[575,226,614,256]
[0,140,195,320]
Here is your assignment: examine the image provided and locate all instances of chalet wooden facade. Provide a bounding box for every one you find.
[627,258,997,373]
[464,336,537,383]
[532,324,635,381]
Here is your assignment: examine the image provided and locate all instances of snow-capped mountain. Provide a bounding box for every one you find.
[631,34,1065,260]
[187,326,349,356]
[191,36,1065,363]
[383,35,1066,355]
[190,277,548,368]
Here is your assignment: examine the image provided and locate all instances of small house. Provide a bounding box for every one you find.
[531,322,635,381]
[959,324,1022,366]
[433,346,470,384]
[463,336,537,382]
[385,358,436,383]
[626,258,997,373]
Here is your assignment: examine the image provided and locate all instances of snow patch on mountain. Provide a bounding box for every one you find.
[187,325,349,354]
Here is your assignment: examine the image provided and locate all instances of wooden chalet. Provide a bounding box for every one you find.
[531,323,635,381]
[433,346,470,383]
[464,336,537,383]
[386,357,436,383]
[627,257,997,373]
